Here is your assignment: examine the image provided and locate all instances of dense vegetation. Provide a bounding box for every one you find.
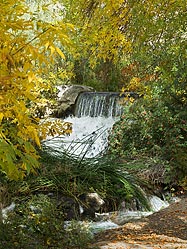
[0,0,187,248]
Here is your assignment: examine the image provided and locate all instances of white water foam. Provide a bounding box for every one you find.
[89,195,170,232]
[149,195,169,211]
[43,116,118,158]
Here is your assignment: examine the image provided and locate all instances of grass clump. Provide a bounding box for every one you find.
[38,146,150,211]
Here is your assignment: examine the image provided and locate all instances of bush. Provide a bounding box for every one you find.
[109,97,187,182]
[0,194,95,249]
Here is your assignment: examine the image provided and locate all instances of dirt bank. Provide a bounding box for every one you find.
[94,197,187,248]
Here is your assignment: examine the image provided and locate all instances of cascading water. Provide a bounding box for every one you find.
[75,92,124,117]
[43,90,171,233]
[44,92,123,157]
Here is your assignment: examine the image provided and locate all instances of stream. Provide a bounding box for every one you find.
[43,91,175,233]
[90,195,171,233]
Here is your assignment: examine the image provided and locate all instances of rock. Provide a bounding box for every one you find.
[119,198,141,212]
[57,192,104,221]
[54,85,95,118]
[79,193,105,220]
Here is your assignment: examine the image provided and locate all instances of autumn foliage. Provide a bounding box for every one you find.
[0,1,72,179]
[1,0,187,180]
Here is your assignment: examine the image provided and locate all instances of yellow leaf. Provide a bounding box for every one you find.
[0,113,4,123]
[55,47,66,59]
[28,72,36,83]
[22,163,27,170]
[45,41,50,49]
[46,239,51,245]
[66,23,75,31]
[49,45,55,56]
[33,130,41,147]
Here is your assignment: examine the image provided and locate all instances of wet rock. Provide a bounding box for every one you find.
[54,85,95,118]
[57,193,104,221]
[79,193,105,220]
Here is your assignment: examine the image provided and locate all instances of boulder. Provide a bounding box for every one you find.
[79,192,105,220]
[54,85,95,118]
[57,193,105,221]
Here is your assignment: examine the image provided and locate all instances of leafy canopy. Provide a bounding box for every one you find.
[65,0,187,101]
[124,0,187,104]
[63,0,131,66]
[0,0,72,180]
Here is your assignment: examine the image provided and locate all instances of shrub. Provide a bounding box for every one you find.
[0,194,95,249]
[109,97,187,182]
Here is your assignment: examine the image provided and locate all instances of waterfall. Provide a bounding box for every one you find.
[44,116,117,158]
[44,91,126,157]
[75,92,124,117]
[42,89,173,233]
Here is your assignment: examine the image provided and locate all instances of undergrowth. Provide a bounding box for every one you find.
[0,194,95,249]
[109,96,187,184]
[0,141,151,248]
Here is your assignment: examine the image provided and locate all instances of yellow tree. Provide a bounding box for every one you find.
[122,0,187,100]
[64,0,187,97]
[0,0,72,180]
[62,0,132,90]
[74,0,131,66]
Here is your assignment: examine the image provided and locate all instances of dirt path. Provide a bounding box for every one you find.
[94,197,187,248]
